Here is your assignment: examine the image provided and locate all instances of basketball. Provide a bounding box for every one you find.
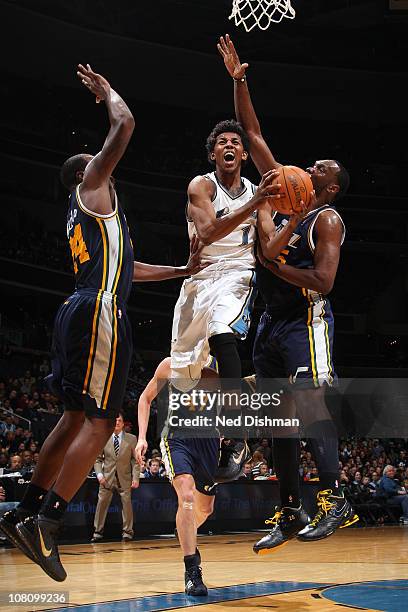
[272,165,314,214]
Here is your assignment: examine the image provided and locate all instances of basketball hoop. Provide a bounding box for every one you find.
[229,0,295,32]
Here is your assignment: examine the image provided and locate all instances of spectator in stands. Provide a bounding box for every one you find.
[0,452,9,469]
[339,470,349,485]
[254,463,270,480]
[238,462,253,480]
[254,438,272,466]
[22,450,34,471]
[361,475,371,491]
[139,457,148,478]
[372,440,384,458]
[377,465,408,525]
[29,442,38,454]
[144,458,164,479]
[0,417,15,435]
[2,432,18,454]
[251,451,264,479]
[369,472,380,491]
[7,455,22,472]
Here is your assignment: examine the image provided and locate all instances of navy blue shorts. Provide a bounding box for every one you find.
[46,289,132,418]
[160,437,220,495]
[253,299,336,389]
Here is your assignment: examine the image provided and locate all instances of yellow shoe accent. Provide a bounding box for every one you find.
[340,514,359,529]
[39,525,52,558]
[264,509,283,527]
[308,490,335,528]
[256,540,290,555]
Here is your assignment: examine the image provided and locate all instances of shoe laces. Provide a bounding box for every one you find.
[309,489,335,527]
[265,509,283,526]
[188,565,204,584]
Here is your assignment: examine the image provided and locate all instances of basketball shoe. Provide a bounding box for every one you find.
[297,489,359,541]
[253,504,310,554]
[16,515,66,581]
[184,548,208,596]
[214,440,251,483]
[0,507,37,562]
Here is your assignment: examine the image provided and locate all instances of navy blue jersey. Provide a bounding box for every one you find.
[256,205,345,316]
[66,185,134,303]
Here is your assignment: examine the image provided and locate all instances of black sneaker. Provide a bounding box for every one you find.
[16,515,67,582]
[214,440,252,483]
[297,489,359,542]
[253,505,310,555]
[0,508,37,563]
[185,565,208,596]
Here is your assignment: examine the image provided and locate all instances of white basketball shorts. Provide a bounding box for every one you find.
[170,267,256,391]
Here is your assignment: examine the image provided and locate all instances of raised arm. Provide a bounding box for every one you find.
[218,35,281,175]
[135,358,171,464]
[76,64,135,214]
[260,211,343,294]
[189,171,280,246]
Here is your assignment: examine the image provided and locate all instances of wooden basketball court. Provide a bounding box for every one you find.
[0,526,407,611]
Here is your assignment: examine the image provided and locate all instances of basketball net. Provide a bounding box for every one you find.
[229,0,295,32]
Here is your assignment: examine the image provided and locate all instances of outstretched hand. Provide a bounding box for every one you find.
[217,34,248,80]
[184,235,209,275]
[77,64,111,103]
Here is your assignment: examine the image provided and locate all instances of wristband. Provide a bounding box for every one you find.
[234,75,246,83]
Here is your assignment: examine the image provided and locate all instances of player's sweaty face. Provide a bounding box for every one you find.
[306,159,340,194]
[213,132,245,170]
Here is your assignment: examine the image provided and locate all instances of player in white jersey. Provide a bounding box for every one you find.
[171,120,281,392]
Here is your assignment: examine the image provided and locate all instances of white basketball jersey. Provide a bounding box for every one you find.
[187,172,257,271]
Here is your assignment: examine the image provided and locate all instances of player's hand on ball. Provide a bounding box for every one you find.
[253,169,281,209]
[77,64,111,103]
[289,190,316,224]
[217,34,248,80]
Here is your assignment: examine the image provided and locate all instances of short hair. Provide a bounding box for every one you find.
[150,458,160,466]
[333,160,350,200]
[60,154,91,191]
[383,464,395,476]
[205,119,250,165]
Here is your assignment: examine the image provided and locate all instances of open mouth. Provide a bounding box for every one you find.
[224,152,235,162]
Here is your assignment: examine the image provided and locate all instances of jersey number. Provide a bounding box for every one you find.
[69,223,90,274]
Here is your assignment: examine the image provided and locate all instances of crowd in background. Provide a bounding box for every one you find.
[1,357,408,522]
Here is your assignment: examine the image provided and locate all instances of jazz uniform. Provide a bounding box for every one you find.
[254,204,345,387]
[171,172,258,391]
[46,185,134,417]
[160,356,221,496]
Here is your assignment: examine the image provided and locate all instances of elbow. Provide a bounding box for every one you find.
[319,277,334,295]
[196,229,213,246]
[118,114,135,136]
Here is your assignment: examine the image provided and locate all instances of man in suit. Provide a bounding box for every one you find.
[92,413,140,541]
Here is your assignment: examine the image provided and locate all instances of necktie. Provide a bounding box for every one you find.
[114,434,120,456]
